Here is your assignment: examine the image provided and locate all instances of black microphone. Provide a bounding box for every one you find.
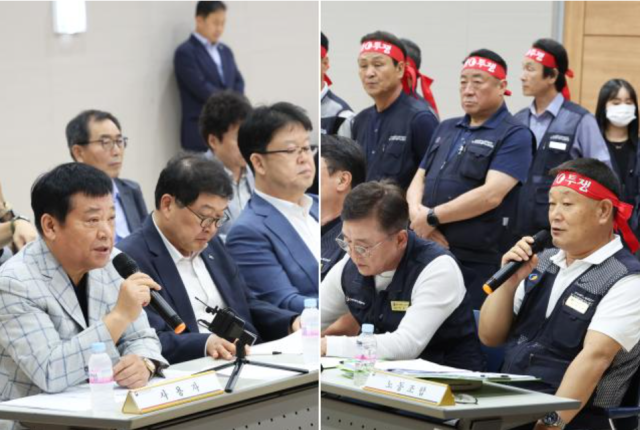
[483,230,551,295]
[112,252,186,334]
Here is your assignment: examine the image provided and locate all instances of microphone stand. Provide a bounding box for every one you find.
[210,337,309,393]
[195,299,308,393]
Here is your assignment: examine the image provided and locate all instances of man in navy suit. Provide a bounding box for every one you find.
[66,110,148,243]
[174,1,245,152]
[226,103,319,314]
[117,153,299,364]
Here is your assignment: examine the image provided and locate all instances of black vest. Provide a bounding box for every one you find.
[340,232,485,371]
[514,101,589,235]
[352,92,438,189]
[502,246,640,427]
[321,89,353,136]
[321,218,344,281]
[421,109,531,263]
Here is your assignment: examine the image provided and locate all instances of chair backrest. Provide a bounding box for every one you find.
[473,310,505,373]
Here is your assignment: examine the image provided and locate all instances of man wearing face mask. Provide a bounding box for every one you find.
[515,38,612,237]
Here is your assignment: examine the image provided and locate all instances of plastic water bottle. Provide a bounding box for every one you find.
[301,298,320,364]
[353,324,377,387]
[88,342,116,413]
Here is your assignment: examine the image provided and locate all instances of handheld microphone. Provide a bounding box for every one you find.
[483,230,551,295]
[112,252,186,334]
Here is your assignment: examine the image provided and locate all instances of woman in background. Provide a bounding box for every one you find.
[595,78,640,242]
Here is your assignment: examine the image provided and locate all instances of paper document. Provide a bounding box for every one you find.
[250,330,303,355]
[375,359,466,373]
[320,357,343,369]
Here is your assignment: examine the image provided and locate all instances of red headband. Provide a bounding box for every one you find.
[462,56,511,96]
[406,57,439,115]
[552,171,639,253]
[360,40,413,97]
[321,46,332,86]
[525,48,574,100]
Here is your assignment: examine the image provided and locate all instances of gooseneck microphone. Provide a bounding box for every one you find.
[483,230,551,295]
[113,252,186,334]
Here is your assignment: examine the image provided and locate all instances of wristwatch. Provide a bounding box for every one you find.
[142,357,157,377]
[541,412,566,429]
[426,208,440,227]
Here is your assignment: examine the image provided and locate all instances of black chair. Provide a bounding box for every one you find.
[473,310,505,373]
[604,365,640,430]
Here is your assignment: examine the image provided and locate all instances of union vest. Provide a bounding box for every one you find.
[514,101,589,235]
[341,231,485,371]
[421,113,530,263]
[502,247,640,426]
[321,89,353,136]
[352,91,438,190]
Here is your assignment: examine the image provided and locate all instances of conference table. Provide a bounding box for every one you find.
[322,367,581,430]
[0,354,318,430]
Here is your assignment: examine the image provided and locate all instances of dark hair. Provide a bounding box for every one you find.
[532,38,568,94]
[360,31,407,66]
[464,49,508,75]
[66,110,121,154]
[238,102,312,171]
[155,152,233,209]
[31,163,112,234]
[550,158,621,199]
[595,78,639,146]
[199,91,252,143]
[321,135,366,189]
[342,180,408,234]
[321,32,328,52]
[401,38,421,69]
[196,1,226,17]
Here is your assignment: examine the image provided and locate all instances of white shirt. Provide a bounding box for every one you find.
[255,190,320,261]
[514,235,640,352]
[321,253,466,359]
[152,216,226,334]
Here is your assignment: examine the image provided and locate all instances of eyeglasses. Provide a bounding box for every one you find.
[257,145,318,158]
[183,205,229,229]
[83,136,129,151]
[335,234,394,259]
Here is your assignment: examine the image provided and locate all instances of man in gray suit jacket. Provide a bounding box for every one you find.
[66,110,148,243]
[0,163,166,428]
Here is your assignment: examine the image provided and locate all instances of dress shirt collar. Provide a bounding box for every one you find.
[550,235,623,270]
[255,189,313,218]
[529,93,564,118]
[456,102,509,130]
[192,31,219,49]
[321,84,330,100]
[152,212,203,263]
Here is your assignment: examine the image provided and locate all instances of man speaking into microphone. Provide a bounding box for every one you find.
[117,153,300,365]
[479,158,640,430]
[0,163,167,422]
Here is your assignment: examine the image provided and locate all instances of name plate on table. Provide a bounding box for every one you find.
[364,370,455,406]
[122,371,223,414]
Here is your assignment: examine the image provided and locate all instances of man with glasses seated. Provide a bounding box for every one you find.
[321,181,484,370]
[226,102,319,313]
[117,153,300,364]
[66,110,148,243]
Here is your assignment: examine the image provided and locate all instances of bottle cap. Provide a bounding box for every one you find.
[91,342,106,353]
[304,298,317,308]
[362,324,374,334]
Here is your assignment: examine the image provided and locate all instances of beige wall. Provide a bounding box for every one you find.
[322,1,557,119]
[0,1,319,216]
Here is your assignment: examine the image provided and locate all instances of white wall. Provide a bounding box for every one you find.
[0,1,319,216]
[322,1,556,118]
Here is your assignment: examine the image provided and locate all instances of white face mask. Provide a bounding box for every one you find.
[606,103,637,127]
